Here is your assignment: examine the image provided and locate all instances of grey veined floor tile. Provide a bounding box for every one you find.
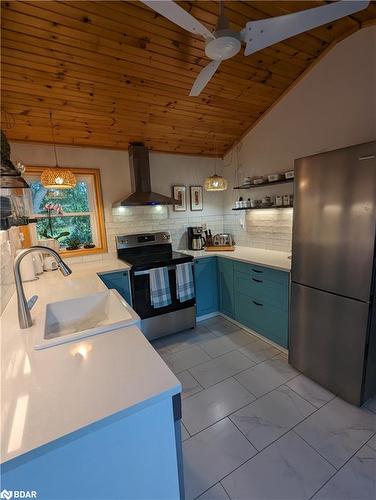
[221,431,335,500]
[230,385,316,451]
[368,434,376,451]
[181,422,190,442]
[364,395,376,414]
[200,329,256,358]
[286,374,335,409]
[177,370,203,400]
[182,377,255,435]
[162,345,211,373]
[235,355,299,397]
[295,397,376,469]
[197,483,230,500]
[238,339,281,363]
[183,418,257,500]
[189,350,255,388]
[204,318,240,336]
[312,445,376,500]
[153,327,216,356]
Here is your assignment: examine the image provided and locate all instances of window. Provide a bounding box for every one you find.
[25,167,107,256]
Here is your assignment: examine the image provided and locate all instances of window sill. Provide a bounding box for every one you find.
[59,247,107,258]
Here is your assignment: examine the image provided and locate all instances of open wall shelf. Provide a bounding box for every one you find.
[234,178,294,189]
[232,206,293,211]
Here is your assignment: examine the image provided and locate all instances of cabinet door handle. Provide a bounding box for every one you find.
[252,278,263,283]
[252,300,264,306]
[252,268,263,273]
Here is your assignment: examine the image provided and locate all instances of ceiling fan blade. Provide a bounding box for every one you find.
[243,1,370,56]
[189,60,221,97]
[140,0,214,40]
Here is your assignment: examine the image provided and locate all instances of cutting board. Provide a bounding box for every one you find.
[205,245,235,252]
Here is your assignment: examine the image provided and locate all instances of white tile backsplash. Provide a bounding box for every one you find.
[224,208,293,253]
[0,227,22,314]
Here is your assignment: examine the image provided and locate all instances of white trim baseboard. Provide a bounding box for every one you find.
[196,311,220,322]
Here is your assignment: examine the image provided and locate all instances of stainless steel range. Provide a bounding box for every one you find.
[116,231,196,340]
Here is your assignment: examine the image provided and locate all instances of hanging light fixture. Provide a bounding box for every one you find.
[41,113,76,190]
[204,138,227,191]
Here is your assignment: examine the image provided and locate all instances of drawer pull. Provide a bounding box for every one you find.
[252,300,264,307]
[252,278,263,283]
[252,268,263,273]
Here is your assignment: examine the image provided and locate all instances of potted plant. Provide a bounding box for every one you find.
[66,234,82,251]
[40,203,70,249]
[83,241,96,249]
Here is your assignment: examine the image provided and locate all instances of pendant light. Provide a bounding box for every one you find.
[204,139,227,191]
[41,113,76,190]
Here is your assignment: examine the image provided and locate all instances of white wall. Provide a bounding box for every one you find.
[10,142,224,260]
[223,26,376,252]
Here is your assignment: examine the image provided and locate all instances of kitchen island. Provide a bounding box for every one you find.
[0,259,182,500]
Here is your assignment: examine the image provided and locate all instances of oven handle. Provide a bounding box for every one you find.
[133,262,193,276]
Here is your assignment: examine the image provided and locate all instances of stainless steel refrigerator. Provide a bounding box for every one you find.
[289,141,376,406]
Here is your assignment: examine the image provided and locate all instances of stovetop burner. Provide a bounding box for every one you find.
[119,250,192,271]
[115,232,192,271]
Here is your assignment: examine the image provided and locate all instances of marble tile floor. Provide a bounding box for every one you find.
[152,316,376,500]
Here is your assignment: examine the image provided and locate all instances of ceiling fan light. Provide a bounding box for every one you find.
[205,174,228,192]
[40,168,77,190]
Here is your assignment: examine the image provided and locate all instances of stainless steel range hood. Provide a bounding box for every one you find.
[114,142,178,206]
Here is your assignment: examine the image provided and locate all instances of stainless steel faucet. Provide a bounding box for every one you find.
[14,245,72,329]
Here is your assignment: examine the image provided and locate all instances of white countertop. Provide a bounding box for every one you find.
[0,258,180,464]
[182,246,291,272]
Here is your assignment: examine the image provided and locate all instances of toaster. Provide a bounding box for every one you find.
[213,233,233,246]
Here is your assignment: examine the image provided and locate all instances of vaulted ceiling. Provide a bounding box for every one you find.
[1,1,375,156]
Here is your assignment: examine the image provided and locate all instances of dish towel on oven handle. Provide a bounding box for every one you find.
[149,266,172,308]
[176,262,195,302]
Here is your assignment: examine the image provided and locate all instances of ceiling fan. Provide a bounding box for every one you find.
[140,0,370,96]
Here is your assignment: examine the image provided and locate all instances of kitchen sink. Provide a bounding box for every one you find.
[35,290,139,350]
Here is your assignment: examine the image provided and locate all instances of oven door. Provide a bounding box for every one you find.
[131,265,195,319]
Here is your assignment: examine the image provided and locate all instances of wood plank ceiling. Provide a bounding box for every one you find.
[1,1,375,156]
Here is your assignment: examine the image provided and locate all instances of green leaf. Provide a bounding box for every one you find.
[55,231,70,240]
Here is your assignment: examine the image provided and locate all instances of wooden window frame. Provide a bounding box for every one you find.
[25,166,107,257]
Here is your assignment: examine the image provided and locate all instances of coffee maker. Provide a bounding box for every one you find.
[188,227,206,251]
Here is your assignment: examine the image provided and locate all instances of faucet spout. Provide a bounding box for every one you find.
[14,245,72,329]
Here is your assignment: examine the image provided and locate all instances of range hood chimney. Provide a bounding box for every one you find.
[114,142,178,206]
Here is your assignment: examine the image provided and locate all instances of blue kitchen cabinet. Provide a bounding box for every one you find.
[99,271,132,305]
[233,261,289,348]
[194,257,219,317]
[218,257,235,319]
[1,397,181,500]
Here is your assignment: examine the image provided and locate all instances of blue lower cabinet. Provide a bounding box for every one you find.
[99,271,132,305]
[235,291,288,348]
[1,397,181,500]
[194,257,219,317]
[218,257,235,319]
[233,262,289,348]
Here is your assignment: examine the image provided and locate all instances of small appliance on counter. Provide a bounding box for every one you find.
[43,255,58,272]
[187,226,206,251]
[15,249,38,282]
[205,233,235,252]
[213,233,233,246]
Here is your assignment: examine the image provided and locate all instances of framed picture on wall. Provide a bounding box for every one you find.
[172,185,187,212]
[190,186,203,211]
